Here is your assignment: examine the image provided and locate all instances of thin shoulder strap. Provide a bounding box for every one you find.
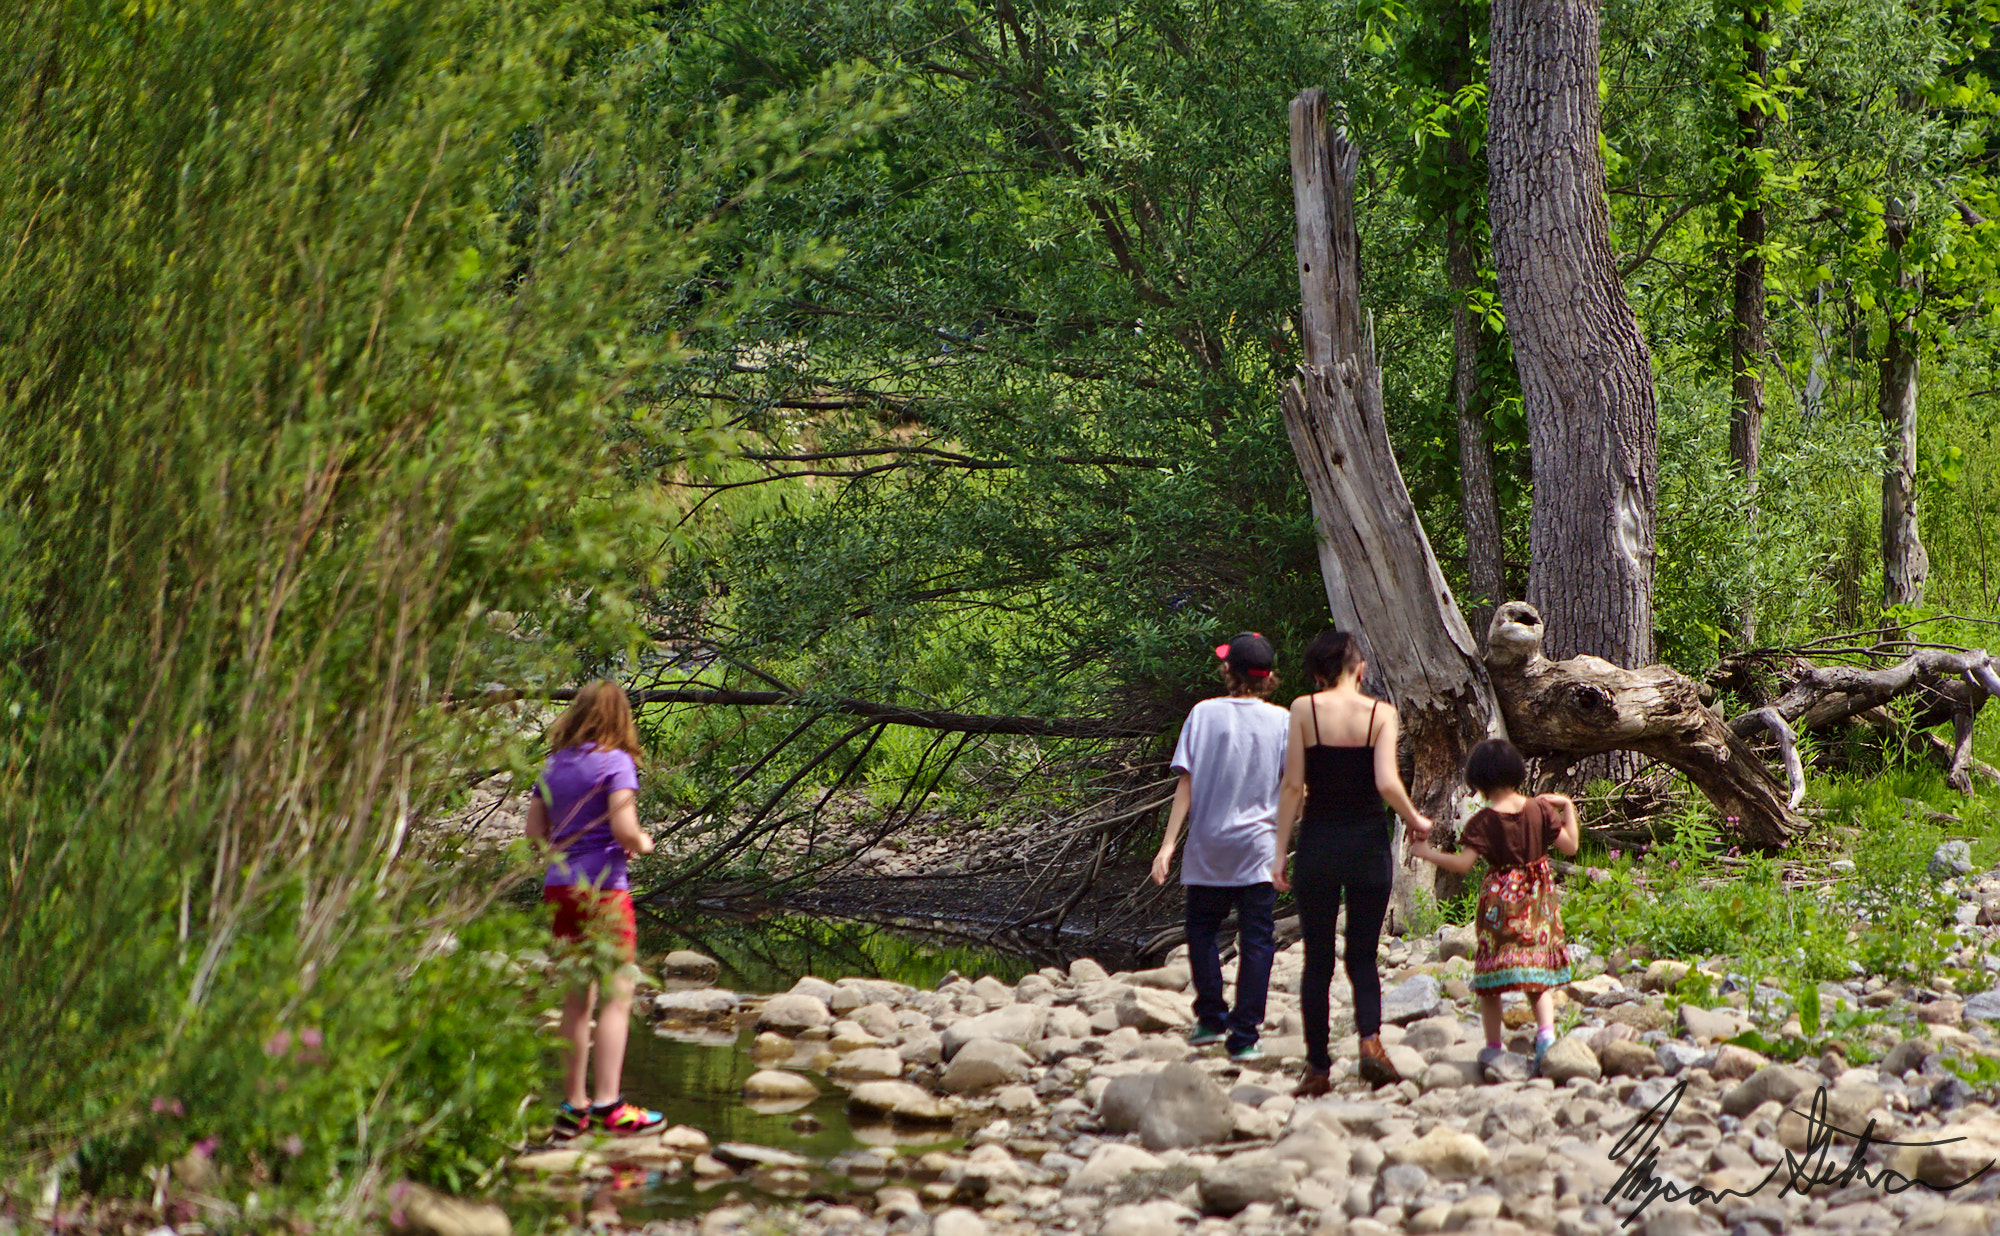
[1364,698,1381,746]
[1311,693,1324,744]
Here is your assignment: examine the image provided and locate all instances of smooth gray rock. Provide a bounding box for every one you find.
[940,1038,1033,1093]
[1538,1035,1602,1084]
[939,1004,1049,1058]
[1380,974,1443,1026]
[1719,1065,1822,1117]
[1482,1050,1535,1084]
[1376,1162,1432,1209]
[1137,1063,1234,1151]
[1197,1151,1294,1216]
[1099,1072,1159,1133]
[756,993,833,1034]
[1962,990,2000,1022]
[1881,1038,1932,1075]
[1656,1042,1710,1075]
[662,950,722,980]
[1098,1200,1197,1236]
[1932,840,1975,880]
[653,988,740,1022]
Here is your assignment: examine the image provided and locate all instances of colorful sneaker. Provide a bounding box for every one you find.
[1534,1033,1556,1075]
[549,1101,591,1144]
[594,1099,667,1137]
[1187,1025,1227,1048]
[1228,1042,1267,1063]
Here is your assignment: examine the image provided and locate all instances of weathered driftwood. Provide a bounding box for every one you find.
[1719,647,2000,792]
[1486,602,1808,850]
[1282,89,1503,921]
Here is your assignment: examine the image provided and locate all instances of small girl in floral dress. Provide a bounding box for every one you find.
[1412,738,1579,1073]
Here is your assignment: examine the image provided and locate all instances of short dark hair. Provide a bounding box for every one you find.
[1463,737,1527,794]
[1302,630,1365,687]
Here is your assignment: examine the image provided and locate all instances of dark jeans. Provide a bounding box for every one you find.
[1184,882,1277,1053]
[1294,819,1394,1072]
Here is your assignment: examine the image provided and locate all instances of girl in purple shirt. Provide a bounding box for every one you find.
[526,681,666,1142]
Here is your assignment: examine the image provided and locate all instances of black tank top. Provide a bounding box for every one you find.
[1301,695,1387,826]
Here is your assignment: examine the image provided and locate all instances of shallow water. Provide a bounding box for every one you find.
[518,914,1039,1220]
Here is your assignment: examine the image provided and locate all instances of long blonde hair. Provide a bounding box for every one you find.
[546,680,643,760]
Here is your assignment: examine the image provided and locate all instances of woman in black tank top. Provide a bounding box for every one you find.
[1272,631,1434,1095]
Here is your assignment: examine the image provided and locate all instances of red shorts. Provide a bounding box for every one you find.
[543,885,637,963]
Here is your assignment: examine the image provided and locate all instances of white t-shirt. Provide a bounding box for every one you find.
[1170,695,1290,886]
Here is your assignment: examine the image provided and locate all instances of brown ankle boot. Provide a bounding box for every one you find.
[1357,1035,1401,1087]
[1293,1068,1332,1098]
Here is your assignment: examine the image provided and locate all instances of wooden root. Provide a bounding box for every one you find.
[1720,645,2000,794]
[1486,601,1808,850]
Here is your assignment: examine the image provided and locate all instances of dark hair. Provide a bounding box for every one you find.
[1463,738,1527,795]
[1303,630,1365,687]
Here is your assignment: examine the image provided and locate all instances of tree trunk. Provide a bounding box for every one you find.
[1729,3,1771,646]
[1284,88,1504,933]
[1488,603,1808,849]
[1442,1,1505,640]
[1486,0,1659,673]
[1881,211,1928,610]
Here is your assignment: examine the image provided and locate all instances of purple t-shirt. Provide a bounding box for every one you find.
[537,743,641,890]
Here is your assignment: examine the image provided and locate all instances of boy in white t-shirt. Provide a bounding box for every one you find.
[1150,632,1289,1062]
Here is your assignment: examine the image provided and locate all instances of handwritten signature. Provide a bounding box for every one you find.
[1604,1079,1994,1226]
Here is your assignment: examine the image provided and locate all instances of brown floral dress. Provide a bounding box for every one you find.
[1462,796,1572,993]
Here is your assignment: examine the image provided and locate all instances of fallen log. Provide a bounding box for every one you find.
[1718,646,2000,793]
[1486,602,1808,850]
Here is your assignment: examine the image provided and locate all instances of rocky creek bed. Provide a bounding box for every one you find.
[468,871,2000,1236]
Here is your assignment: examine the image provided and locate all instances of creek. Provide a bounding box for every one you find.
[517,914,1040,1223]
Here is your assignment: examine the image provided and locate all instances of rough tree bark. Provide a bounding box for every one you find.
[1881,205,1929,609]
[1487,603,1808,849]
[1487,0,1660,671]
[1441,0,1506,639]
[1283,88,1504,931]
[1728,2,1771,646]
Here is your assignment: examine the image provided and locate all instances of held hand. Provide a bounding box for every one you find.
[627,832,655,858]
[1151,847,1173,886]
[1407,813,1435,842]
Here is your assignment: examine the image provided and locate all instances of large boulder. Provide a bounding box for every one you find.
[825,1048,903,1083]
[1099,1071,1161,1134]
[662,950,721,981]
[1129,965,1193,992]
[846,1081,959,1124]
[1067,1143,1165,1192]
[1197,1151,1295,1216]
[1379,975,1442,1025]
[1678,1003,1749,1043]
[939,1004,1049,1059]
[1137,1062,1234,1151]
[1720,1065,1822,1117]
[939,1038,1033,1093]
[1387,1125,1491,1180]
[387,1181,510,1236]
[1538,1035,1601,1084]
[1099,1200,1198,1236]
[756,993,832,1034]
[741,1069,818,1102]
[1117,986,1196,1032]
[652,988,740,1024]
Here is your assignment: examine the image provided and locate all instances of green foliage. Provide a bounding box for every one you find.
[0,0,888,1209]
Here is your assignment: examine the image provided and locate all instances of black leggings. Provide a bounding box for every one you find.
[1293,818,1394,1073]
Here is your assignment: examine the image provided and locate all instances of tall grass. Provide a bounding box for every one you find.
[0,0,889,1212]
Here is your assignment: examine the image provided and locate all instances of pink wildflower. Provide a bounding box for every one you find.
[298,1027,323,1050]
[263,1029,291,1058]
[1609,848,1623,862]
[282,1135,304,1158]
[151,1096,184,1117]
[194,1136,219,1157]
